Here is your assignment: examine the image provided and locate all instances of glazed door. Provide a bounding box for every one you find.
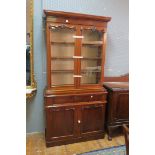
[48,24,105,88]
[49,24,77,87]
[80,103,105,136]
[80,27,104,86]
[45,106,76,141]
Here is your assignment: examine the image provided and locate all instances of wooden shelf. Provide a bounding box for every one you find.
[82,57,101,60]
[51,41,74,44]
[51,57,101,60]
[51,41,103,46]
[82,41,103,46]
[51,69,101,73]
[51,70,74,73]
[51,57,73,60]
[81,70,101,73]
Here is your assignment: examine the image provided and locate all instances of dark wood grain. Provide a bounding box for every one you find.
[44,92,107,147]
[45,106,75,140]
[81,104,105,135]
[46,23,51,89]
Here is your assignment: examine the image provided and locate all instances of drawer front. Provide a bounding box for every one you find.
[53,96,74,104]
[46,96,74,105]
[75,94,106,102]
[45,93,106,106]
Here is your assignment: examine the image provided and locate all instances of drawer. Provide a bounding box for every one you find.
[54,96,74,104]
[75,94,106,102]
[46,95,74,105]
[45,93,106,105]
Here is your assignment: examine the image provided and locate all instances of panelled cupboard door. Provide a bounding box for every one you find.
[114,92,129,121]
[45,106,76,141]
[81,103,105,136]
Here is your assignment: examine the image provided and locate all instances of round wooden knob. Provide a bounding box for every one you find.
[78,120,81,124]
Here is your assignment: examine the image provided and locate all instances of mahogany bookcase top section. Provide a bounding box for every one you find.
[44,10,111,22]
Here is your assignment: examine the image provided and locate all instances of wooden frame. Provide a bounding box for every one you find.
[26,0,37,100]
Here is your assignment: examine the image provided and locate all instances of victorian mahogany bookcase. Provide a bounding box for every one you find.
[44,10,111,147]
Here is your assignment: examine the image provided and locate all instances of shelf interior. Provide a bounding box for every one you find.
[50,27,103,86]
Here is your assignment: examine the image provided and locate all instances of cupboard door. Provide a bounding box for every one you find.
[45,106,76,141]
[81,103,105,136]
[114,93,129,121]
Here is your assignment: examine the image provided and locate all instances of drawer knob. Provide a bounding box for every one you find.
[65,19,69,23]
[78,120,81,124]
[91,95,93,98]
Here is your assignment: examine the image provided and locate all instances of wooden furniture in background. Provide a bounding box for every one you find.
[123,124,129,155]
[44,10,111,147]
[103,82,129,140]
[104,74,129,82]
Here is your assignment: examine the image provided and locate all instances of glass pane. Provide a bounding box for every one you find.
[83,29,101,42]
[81,59,101,84]
[50,26,75,42]
[51,73,74,85]
[82,46,100,58]
[51,60,74,70]
[81,29,102,84]
[50,26,75,86]
[51,44,74,58]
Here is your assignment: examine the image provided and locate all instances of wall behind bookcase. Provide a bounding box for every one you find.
[26,0,129,133]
